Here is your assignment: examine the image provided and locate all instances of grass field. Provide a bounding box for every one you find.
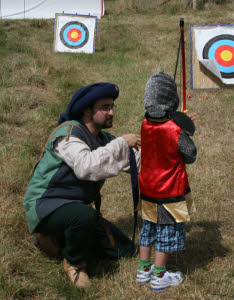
[0,0,233,299]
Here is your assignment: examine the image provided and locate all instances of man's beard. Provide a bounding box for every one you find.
[101,117,113,128]
[91,115,113,129]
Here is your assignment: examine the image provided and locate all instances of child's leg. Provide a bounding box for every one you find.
[139,246,152,271]
[154,251,168,266]
[153,251,168,276]
[137,220,156,283]
[154,222,186,268]
[140,245,151,260]
[139,220,157,268]
[150,223,185,290]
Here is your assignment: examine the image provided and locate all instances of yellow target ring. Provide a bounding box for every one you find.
[71,31,79,39]
[221,50,233,61]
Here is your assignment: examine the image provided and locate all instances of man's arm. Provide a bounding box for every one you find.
[54,134,140,181]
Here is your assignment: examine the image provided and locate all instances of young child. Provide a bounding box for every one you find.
[137,72,197,291]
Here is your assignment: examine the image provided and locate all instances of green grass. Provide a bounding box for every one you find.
[0,0,233,299]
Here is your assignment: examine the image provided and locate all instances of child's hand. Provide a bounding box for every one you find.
[189,112,197,121]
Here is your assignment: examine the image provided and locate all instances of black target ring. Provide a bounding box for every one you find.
[202,34,234,79]
[60,21,89,49]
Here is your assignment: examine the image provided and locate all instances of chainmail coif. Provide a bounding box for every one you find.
[144,72,179,118]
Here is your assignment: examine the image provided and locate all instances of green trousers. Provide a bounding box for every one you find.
[36,202,132,265]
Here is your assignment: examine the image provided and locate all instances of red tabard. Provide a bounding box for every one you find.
[139,118,189,199]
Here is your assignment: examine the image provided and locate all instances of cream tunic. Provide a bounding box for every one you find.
[53,136,141,181]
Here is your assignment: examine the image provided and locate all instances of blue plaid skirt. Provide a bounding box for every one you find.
[139,220,186,252]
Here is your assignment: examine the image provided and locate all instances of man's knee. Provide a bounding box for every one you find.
[33,234,60,257]
[68,204,98,228]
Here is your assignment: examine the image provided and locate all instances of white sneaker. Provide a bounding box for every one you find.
[136,264,154,284]
[150,271,184,291]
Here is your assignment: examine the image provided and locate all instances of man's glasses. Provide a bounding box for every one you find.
[94,104,117,112]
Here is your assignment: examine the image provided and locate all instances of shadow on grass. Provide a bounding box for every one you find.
[36,218,229,280]
[87,257,120,278]
[170,220,230,274]
[113,217,230,275]
[37,247,121,281]
[112,214,143,237]
[95,47,105,52]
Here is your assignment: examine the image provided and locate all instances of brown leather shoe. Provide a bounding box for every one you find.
[33,234,59,257]
[63,258,91,288]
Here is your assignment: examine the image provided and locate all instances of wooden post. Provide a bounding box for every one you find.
[193,0,197,10]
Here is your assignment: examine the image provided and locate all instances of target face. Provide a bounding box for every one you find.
[54,14,97,54]
[202,34,234,79]
[60,21,89,49]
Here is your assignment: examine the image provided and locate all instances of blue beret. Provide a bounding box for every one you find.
[58,82,119,125]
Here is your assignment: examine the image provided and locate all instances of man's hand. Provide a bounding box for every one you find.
[122,134,141,150]
[189,112,197,121]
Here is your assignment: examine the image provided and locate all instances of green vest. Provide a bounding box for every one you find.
[23,121,114,233]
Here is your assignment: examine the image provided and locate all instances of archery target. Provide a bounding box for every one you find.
[202,35,234,79]
[60,21,89,49]
[194,25,234,86]
[54,14,97,54]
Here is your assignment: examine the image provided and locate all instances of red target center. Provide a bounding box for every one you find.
[215,45,234,67]
[67,28,82,42]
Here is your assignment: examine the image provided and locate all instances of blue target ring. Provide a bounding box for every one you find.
[206,40,234,73]
[63,25,86,46]
[203,34,234,79]
[60,21,89,49]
